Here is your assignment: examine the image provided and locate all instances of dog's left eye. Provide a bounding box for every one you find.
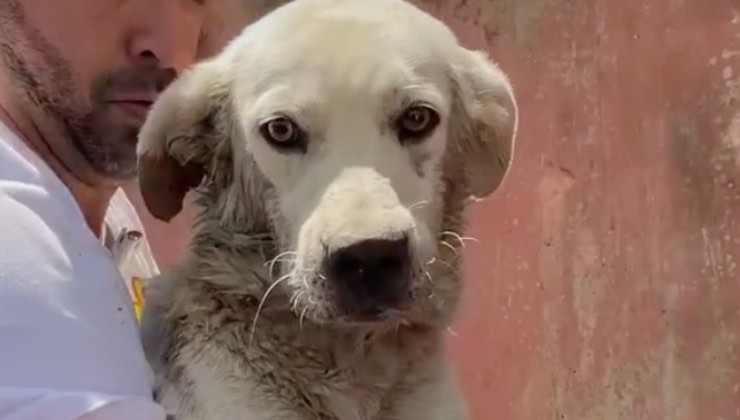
[396,105,440,143]
[259,116,306,153]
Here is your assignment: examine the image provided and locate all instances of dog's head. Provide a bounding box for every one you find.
[137,0,517,329]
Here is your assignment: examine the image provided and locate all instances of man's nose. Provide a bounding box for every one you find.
[127,0,204,74]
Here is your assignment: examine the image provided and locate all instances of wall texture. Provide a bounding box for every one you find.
[128,0,740,419]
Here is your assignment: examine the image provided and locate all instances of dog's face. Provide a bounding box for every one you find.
[137,0,517,328]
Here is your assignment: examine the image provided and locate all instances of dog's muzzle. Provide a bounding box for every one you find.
[323,234,412,319]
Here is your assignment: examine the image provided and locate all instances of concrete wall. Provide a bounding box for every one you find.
[128,0,740,418]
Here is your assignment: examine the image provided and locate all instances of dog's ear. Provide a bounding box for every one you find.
[137,60,230,222]
[448,48,518,200]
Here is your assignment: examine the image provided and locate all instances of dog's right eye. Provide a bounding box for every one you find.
[259,116,306,153]
[395,104,440,144]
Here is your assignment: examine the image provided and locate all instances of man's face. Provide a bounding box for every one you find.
[0,0,223,180]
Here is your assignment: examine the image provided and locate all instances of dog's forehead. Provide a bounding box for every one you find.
[253,0,459,50]
[284,8,455,63]
[228,0,460,99]
[260,55,448,109]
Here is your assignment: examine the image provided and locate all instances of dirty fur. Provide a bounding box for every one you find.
[136,0,518,419]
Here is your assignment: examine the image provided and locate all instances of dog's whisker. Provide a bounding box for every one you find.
[407,199,429,211]
[439,231,480,248]
[265,250,298,280]
[458,236,481,245]
[424,270,433,283]
[437,258,455,273]
[446,326,459,337]
[290,291,302,312]
[425,255,455,274]
[438,240,458,256]
[299,306,309,330]
[248,273,291,346]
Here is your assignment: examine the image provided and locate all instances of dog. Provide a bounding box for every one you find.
[135,0,518,418]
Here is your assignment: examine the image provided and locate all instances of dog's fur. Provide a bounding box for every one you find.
[135,0,518,418]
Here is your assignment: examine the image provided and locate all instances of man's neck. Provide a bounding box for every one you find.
[0,99,116,237]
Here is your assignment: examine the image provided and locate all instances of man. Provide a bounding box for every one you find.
[0,0,248,418]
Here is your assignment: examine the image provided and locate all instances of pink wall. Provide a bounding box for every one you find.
[128,0,740,418]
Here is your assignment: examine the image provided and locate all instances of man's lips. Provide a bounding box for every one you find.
[109,96,154,107]
[109,99,154,120]
[108,92,157,109]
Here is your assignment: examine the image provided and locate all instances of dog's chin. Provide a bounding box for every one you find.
[289,290,416,331]
[326,309,442,338]
[335,307,413,328]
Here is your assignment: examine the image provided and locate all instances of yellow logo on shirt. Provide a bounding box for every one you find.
[131,276,146,322]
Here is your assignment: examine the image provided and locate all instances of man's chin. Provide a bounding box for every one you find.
[84,113,144,182]
[78,142,139,185]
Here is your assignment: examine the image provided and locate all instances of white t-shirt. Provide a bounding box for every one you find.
[0,120,166,420]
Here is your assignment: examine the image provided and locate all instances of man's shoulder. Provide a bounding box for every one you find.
[0,121,97,260]
[0,187,93,264]
[0,122,132,333]
[0,118,68,193]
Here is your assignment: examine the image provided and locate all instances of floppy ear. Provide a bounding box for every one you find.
[448,48,518,199]
[137,60,231,222]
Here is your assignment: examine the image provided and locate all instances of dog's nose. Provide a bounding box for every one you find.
[326,236,411,318]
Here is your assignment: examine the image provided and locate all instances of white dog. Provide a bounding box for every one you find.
[136,0,518,418]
